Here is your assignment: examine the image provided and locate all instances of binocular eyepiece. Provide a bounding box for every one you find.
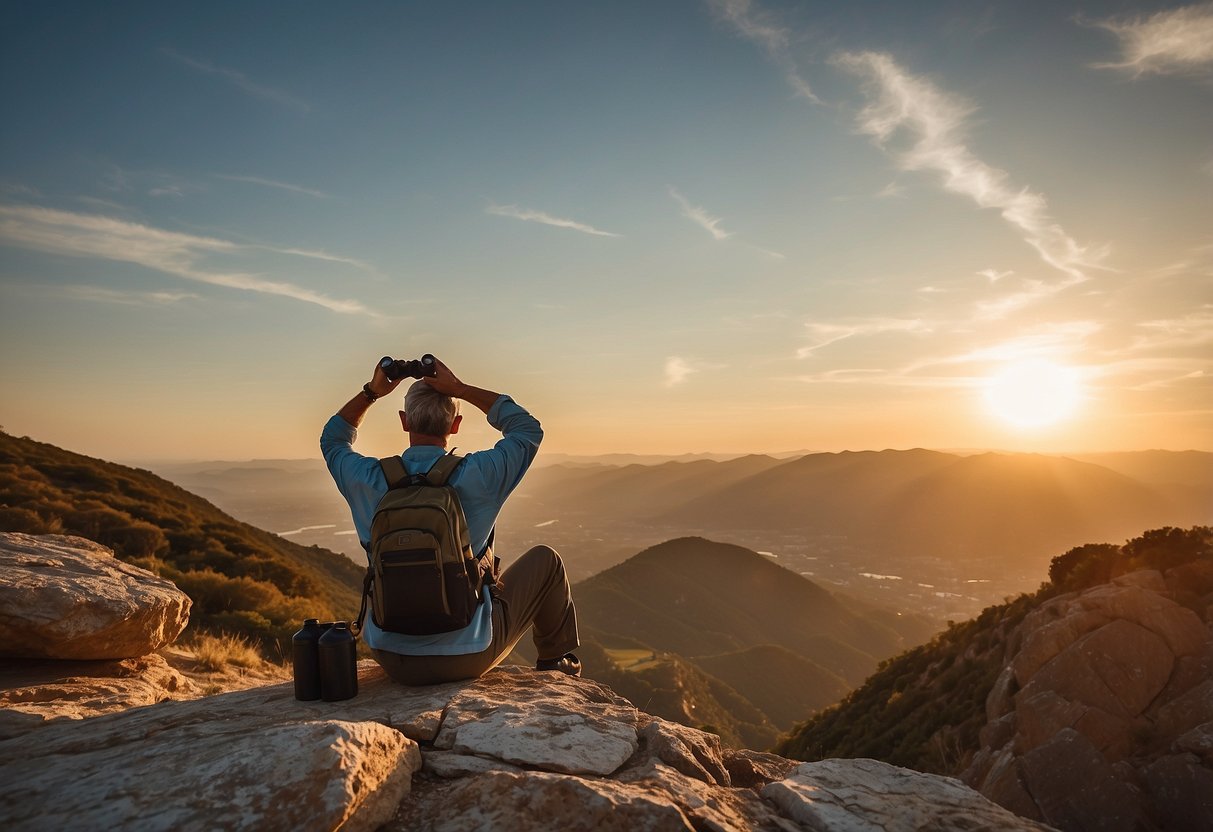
[380,354,437,381]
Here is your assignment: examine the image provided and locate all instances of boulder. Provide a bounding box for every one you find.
[638,718,731,786]
[1139,753,1213,832]
[432,670,641,776]
[762,758,1052,831]
[1072,584,1208,658]
[0,533,190,660]
[1174,722,1213,764]
[720,748,799,789]
[1022,619,1172,719]
[1019,729,1143,832]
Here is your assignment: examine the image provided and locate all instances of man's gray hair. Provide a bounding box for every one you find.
[404,380,461,436]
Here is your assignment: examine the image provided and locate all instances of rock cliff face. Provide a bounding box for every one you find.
[963,569,1213,831]
[0,532,1050,831]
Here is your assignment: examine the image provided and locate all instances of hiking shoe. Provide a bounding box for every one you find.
[536,653,582,677]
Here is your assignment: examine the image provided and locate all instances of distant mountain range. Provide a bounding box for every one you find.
[508,449,1211,567]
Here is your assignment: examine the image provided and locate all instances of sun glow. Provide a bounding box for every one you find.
[984,359,1083,428]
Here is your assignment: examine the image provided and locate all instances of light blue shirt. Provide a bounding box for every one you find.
[320,394,542,655]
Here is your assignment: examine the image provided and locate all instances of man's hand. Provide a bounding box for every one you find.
[423,358,501,416]
[335,358,403,429]
[422,358,466,398]
[367,359,404,399]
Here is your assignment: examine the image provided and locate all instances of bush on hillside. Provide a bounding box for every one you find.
[1049,526,1211,592]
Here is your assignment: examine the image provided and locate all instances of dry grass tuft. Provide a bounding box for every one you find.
[190,632,265,672]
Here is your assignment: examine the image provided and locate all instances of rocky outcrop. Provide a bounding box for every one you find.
[0,662,1051,832]
[0,533,200,738]
[0,653,197,738]
[964,569,1213,831]
[0,533,190,659]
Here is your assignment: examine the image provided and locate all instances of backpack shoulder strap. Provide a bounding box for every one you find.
[378,456,410,489]
[425,452,464,486]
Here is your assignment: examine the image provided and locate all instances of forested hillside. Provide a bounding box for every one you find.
[0,431,363,651]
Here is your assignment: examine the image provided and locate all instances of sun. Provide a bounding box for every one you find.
[984,359,1083,428]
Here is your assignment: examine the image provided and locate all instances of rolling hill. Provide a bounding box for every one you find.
[575,537,938,682]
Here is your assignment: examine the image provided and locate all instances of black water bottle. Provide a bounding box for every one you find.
[292,619,322,701]
[319,621,358,701]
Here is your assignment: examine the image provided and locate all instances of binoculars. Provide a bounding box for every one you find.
[380,354,437,381]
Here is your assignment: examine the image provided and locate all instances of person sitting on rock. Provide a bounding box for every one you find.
[320,356,581,684]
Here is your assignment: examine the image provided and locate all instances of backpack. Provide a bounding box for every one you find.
[354,452,494,636]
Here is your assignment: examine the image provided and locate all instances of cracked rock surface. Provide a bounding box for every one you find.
[2,661,1050,831]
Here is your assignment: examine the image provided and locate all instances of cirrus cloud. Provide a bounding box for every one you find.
[1088,3,1213,77]
[486,203,620,237]
[835,50,1105,290]
[0,203,372,315]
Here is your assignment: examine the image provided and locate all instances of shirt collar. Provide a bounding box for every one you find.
[402,445,448,462]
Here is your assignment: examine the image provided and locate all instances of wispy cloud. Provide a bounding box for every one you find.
[977,268,1013,283]
[485,203,620,237]
[214,174,329,198]
[874,181,906,199]
[1,183,43,199]
[797,317,931,358]
[249,245,379,276]
[54,285,201,306]
[668,187,732,241]
[102,165,202,199]
[708,0,820,103]
[794,320,1103,388]
[1088,3,1213,77]
[0,204,370,315]
[974,278,1064,320]
[747,244,786,260]
[664,356,695,386]
[160,47,310,112]
[905,322,1103,373]
[1127,308,1213,353]
[834,51,1103,290]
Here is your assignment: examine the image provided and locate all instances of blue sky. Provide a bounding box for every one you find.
[1,1,1210,460]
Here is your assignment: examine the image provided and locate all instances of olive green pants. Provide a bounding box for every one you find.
[370,544,579,686]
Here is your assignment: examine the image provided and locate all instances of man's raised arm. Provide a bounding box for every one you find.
[321,360,403,491]
[425,359,542,496]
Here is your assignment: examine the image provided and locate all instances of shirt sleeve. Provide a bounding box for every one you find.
[320,413,385,506]
[463,395,543,503]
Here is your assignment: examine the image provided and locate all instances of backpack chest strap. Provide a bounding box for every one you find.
[378,452,464,489]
